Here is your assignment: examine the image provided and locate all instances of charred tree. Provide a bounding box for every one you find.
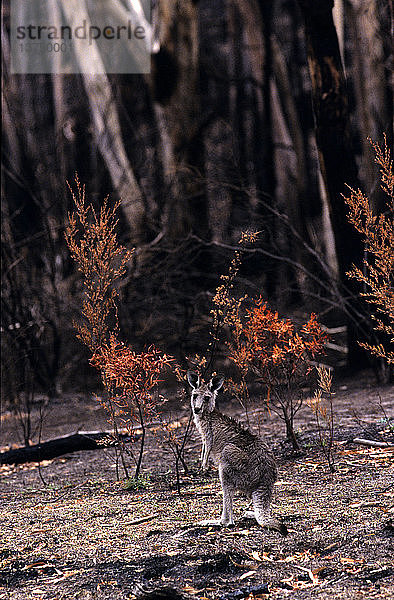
[297,0,369,370]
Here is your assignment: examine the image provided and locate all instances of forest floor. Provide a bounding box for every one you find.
[0,371,393,600]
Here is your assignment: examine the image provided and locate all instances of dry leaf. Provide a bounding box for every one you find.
[239,570,257,580]
[340,556,365,565]
[22,562,52,571]
[183,585,200,593]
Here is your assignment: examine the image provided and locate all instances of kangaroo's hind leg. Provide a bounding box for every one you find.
[251,488,287,534]
[251,487,271,526]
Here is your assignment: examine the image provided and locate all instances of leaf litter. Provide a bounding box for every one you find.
[0,376,393,599]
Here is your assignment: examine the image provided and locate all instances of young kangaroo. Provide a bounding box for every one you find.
[188,372,285,533]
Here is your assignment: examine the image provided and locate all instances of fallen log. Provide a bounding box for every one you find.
[0,430,133,466]
[0,422,161,466]
[352,438,391,449]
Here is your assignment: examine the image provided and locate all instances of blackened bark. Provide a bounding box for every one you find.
[297,0,368,369]
[0,431,134,466]
[297,1,362,275]
[258,0,276,199]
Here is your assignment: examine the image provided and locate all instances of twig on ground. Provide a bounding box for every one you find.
[124,514,157,526]
[41,479,90,504]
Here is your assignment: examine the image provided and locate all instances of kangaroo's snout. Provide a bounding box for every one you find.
[193,406,201,413]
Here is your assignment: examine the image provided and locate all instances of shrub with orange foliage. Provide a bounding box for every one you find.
[91,336,172,417]
[228,297,328,450]
[65,175,133,353]
[308,366,335,472]
[344,135,394,373]
[65,176,172,478]
[91,335,173,477]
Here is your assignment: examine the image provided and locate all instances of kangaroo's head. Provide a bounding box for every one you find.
[187,371,224,416]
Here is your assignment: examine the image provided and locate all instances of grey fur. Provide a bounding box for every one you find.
[188,372,285,532]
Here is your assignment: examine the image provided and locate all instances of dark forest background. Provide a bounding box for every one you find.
[1,0,393,402]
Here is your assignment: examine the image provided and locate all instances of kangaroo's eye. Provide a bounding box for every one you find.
[204,395,211,402]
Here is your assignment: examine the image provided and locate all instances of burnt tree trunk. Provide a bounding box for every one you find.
[0,430,133,466]
[297,0,368,370]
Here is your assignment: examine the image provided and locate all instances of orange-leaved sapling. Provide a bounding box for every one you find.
[344,135,394,378]
[65,175,172,478]
[308,366,335,472]
[228,298,328,451]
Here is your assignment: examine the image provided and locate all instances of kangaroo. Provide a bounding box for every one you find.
[187,371,286,533]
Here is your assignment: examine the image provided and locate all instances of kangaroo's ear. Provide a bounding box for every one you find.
[187,371,200,389]
[209,374,224,392]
